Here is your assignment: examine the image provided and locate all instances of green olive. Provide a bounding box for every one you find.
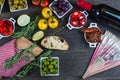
[14,0,19,5]
[43,67,49,72]
[50,69,54,73]
[42,59,47,63]
[51,60,57,65]
[41,70,46,76]
[43,61,49,66]
[53,69,58,74]
[18,6,23,10]
[48,64,54,69]
[54,64,58,69]
[22,3,26,8]
[11,5,17,10]
[22,0,26,2]
[19,0,23,5]
[47,57,53,62]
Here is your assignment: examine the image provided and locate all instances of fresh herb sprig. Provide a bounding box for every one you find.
[4,45,36,70]
[51,26,67,35]
[16,50,52,78]
[12,16,40,39]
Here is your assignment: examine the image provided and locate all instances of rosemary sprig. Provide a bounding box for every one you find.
[16,50,52,78]
[51,26,67,35]
[4,45,36,70]
[12,16,40,39]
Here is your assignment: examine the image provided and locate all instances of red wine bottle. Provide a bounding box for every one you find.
[77,0,120,30]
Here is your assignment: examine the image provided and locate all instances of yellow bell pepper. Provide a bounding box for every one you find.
[38,19,48,30]
[42,7,53,19]
[48,17,59,29]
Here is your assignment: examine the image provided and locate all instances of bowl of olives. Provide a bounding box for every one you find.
[40,57,59,76]
[8,0,28,12]
[49,0,73,18]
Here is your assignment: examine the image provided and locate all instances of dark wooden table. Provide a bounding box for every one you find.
[0,0,120,80]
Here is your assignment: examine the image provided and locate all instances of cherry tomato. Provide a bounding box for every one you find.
[79,14,86,26]
[3,26,13,36]
[40,0,49,8]
[0,26,6,34]
[70,19,79,27]
[0,20,3,26]
[0,26,3,34]
[71,10,81,20]
[0,20,4,34]
[79,18,86,26]
[32,0,40,6]
[3,20,13,27]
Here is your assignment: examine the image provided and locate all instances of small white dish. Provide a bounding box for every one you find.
[84,23,100,48]
[0,18,16,39]
[49,0,73,18]
[67,10,88,30]
[40,57,59,76]
[8,0,28,12]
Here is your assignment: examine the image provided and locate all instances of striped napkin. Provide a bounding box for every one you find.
[0,39,30,77]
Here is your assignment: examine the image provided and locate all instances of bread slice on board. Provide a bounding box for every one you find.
[41,36,69,50]
[16,37,43,56]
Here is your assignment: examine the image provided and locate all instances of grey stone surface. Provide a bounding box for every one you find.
[0,0,120,80]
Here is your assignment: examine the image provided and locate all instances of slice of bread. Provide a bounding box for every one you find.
[16,37,43,56]
[41,36,69,50]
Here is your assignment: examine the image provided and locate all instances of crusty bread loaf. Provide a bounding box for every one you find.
[16,37,43,56]
[41,36,69,50]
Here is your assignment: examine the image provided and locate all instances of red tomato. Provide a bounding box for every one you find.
[70,18,79,27]
[0,26,6,34]
[40,0,49,8]
[71,10,81,19]
[3,20,13,27]
[79,14,86,26]
[32,0,40,6]
[79,18,86,26]
[3,26,13,36]
[0,26,3,34]
[0,20,4,34]
[0,20,3,26]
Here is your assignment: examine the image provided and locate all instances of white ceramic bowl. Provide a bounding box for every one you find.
[0,18,16,39]
[9,0,28,12]
[67,10,88,30]
[40,57,59,76]
[84,23,101,48]
[49,0,73,18]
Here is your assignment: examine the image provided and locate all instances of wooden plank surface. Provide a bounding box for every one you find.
[0,0,120,80]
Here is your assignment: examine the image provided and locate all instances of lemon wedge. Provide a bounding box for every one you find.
[17,14,30,27]
[32,31,44,41]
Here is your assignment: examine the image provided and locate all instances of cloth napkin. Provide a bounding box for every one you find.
[0,39,31,77]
